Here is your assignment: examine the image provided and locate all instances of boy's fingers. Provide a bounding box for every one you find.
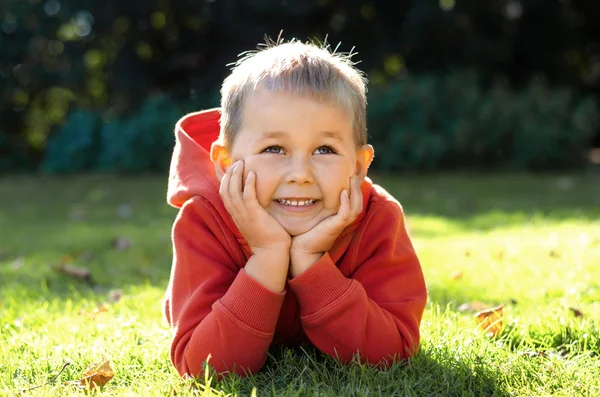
[350,176,363,217]
[336,189,351,225]
[242,171,258,207]
[228,161,246,213]
[219,163,234,206]
[228,161,243,195]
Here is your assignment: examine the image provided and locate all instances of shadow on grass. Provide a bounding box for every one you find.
[374,172,600,235]
[214,345,511,397]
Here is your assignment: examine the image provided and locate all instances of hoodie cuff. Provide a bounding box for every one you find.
[218,269,286,334]
[288,252,353,316]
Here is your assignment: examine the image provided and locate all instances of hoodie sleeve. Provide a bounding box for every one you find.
[287,200,427,366]
[164,197,286,377]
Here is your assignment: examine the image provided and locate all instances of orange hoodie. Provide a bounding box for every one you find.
[164,109,427,378]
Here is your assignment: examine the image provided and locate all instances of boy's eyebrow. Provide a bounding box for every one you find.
[321,130,343,141]
[259,131,286,140]
[258,130,344,141]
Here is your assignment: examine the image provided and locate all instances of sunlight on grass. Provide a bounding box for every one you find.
[1,173,599,396]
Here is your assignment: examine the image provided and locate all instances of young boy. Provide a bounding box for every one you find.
[164,39,427,378]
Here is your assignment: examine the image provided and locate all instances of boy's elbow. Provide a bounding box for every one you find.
[171,344,265,379]
[367,332,421,368]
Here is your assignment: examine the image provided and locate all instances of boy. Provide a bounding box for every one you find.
[164,39,427,378]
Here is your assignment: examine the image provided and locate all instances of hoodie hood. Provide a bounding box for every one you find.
[167,108,222,208]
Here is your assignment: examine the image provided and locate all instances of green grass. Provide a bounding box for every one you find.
[1,172,599,396]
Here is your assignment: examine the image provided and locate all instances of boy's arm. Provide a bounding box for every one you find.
[164,197,286,377]
[287,201,427,366]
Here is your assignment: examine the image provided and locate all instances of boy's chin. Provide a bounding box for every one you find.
[270,209,337,237]
[275,218,318,237]
[281,223,312,237]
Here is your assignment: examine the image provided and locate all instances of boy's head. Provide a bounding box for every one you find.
[220,40,367,150]
[211,39,374,236]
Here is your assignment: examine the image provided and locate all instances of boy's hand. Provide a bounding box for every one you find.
[220,160,292,254]
[289,176,363,278]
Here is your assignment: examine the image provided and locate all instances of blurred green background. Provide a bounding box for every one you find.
[1,0,600,173]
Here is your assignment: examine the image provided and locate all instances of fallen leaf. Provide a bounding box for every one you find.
[108,289,123,303]
[450,270,463,280]
[111,237,132,251]
[458,301,489,312]
[56,261,91,282]
[92,305,109,319]
[77,359,114,389]
[568,307,584,319]
[474,304,504,337]
[78,305,109,320]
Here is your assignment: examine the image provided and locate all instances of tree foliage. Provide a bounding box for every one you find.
[1,0,599,172]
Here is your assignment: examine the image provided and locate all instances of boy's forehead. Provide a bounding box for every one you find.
[227,89,358,151]
[244,91,352,128]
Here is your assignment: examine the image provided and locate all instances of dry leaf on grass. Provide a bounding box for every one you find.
[78,305,109,320]
[474,304,504,337]
[74,359,114,389]
[568,307,584,319]
[55,257,91,282]
[450,270,463,280]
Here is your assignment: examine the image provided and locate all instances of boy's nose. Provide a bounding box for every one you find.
[285,155,314,185]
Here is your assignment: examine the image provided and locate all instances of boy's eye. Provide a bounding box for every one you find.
[263,145,284,154]
[314,146,335,155]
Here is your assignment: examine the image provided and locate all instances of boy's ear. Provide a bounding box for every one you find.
[210,142,232,181]
[355,144,374,180]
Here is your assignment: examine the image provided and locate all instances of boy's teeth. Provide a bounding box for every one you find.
[278,199,315,206]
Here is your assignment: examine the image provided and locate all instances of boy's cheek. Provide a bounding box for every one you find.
[242,167,271,208]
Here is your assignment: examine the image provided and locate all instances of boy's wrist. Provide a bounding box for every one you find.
[289,251,323,278]
[245,248,290,293]
[251,241,291,255]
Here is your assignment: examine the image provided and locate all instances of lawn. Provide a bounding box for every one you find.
[1,172,599,396]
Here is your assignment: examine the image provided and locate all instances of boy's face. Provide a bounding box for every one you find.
[217,89,372,236]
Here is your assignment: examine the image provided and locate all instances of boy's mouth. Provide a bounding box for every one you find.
[275,198,317,207]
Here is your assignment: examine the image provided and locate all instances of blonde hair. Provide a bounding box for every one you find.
[219,38,368,149]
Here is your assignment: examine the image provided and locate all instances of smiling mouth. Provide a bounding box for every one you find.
[275,198,318,207]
